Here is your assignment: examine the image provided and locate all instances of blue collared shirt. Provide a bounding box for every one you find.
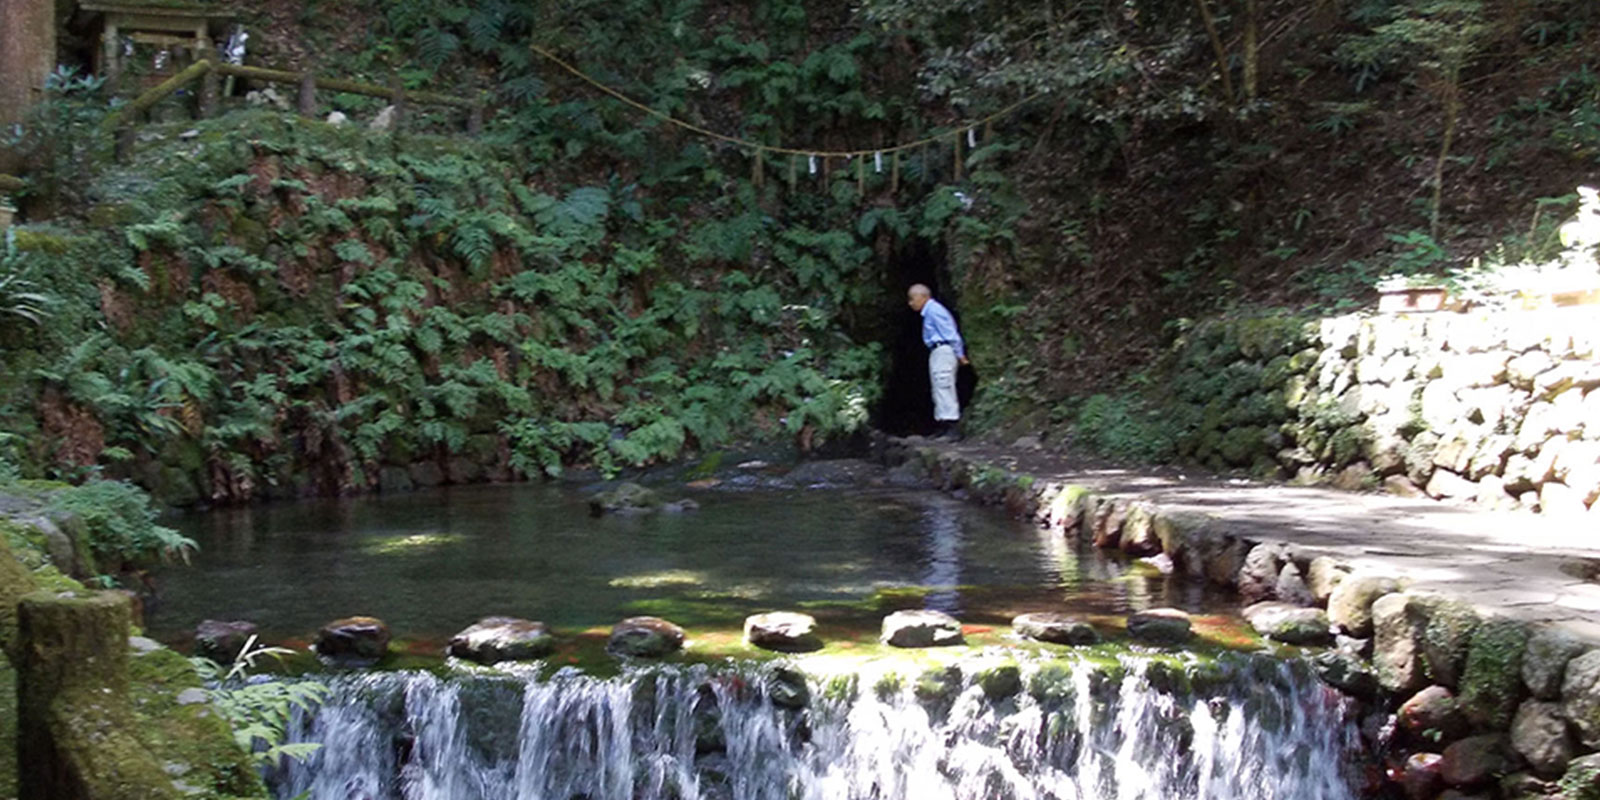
[920,298,965,359]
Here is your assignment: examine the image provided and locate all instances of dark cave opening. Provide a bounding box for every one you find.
[873,238,976,437]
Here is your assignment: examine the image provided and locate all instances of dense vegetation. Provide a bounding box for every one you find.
[0,0,1596,516]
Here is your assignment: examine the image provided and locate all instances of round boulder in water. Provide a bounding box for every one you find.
[447,617,555,664]
[314,616,391,666]
[608,616,685,657]
[194,619,257,664]
[881,609,964,648]
[1242,602,1332,645]
[1126,608,1192,645]
[588,482,659,516]
[1012,612,1100,646]
[744,612,823,653]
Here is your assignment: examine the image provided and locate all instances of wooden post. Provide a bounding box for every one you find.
[103,23,121,86]
[297,72,316,117]
[114,124,135,163]
[198,62,219,118]
[788,154,797,188]
[953,132,963,182]
[467,102,484,136]
[856,156,865,196]
[890,151,901,194]
[388,73,406,132]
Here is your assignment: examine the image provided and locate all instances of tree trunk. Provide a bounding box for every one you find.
[1193,0,1236,110]
[1430,76,1462,239]
[1243,0,1260,101]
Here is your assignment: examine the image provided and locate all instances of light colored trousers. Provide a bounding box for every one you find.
[929,344,960,421]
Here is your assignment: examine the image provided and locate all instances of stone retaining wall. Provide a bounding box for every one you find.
[1166,307,1600,516]
[880,440,1600,798]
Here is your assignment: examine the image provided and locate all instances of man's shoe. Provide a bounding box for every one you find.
[934,423,963,442]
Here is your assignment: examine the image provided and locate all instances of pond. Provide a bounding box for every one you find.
[148,482,1241,649]
[149,480,1368,800]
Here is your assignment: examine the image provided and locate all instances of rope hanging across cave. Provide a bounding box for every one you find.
[528,42,1042,191]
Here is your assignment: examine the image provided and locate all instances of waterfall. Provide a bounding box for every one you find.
[274,653,1364,800]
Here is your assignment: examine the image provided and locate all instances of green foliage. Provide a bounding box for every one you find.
[0,231,53,327]
[1069,393,1179,464]
[1,66,108,210]
[44,480,195,566]
[191,637,329,767]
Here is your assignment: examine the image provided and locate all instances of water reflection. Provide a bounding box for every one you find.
[918,502,965,614]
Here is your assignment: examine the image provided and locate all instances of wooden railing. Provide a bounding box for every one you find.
[103,60,485,160]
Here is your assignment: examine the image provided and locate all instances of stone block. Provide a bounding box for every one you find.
[1525,629,1586,701]
[1426,469,1478,501]
[1385,474,1427,499]
[1511,700,1575,778]
[1507,350,1557,391]
[1541,482,1589,517]
[1307,556,1350,605]
[1330,575,1401,637]
[1374,592,1429,693]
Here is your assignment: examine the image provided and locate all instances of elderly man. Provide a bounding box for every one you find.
[907,284,968,440]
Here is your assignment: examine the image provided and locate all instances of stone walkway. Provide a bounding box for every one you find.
[922,440,1600,642]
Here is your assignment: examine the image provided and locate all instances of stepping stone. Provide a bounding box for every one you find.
[1012,612,1100,645]
[194,619,257,664]
[314,616,391,666]
[881,609,964,648]
[1126,608,1192,645]
[608,616,685,658]
[447,617,554,664]
[744,612,822,652]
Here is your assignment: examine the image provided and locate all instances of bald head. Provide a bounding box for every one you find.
[907,284,932,312]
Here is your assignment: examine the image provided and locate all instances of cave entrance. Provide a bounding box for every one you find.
[873,238,975,437]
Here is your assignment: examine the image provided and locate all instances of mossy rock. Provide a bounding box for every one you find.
[1027,661,1077,707]
[974,660,1022,701]
[1458,616,1531,730]
[913,665,962,704]
[1218,426,1267,467]
[126,647,266,798]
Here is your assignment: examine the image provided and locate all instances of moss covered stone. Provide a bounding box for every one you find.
[974,659,1022,701]
[1458,616,1531,730]
[17,590,182,800]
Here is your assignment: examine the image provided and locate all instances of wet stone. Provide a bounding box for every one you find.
[193,619,256,664]
[1012,612,1101,646]
[1242,602,1331,645]
[447,617,555,664]
[1307,556,1349,605]
[608,616,686,658]
[588,482,659,516]
[744,612,822,653]
[1313,650,1378,697]
[1126,608,1192,645]
[314,616,391,666]
[881,609,964,648]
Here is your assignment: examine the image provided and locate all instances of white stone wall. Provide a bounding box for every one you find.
[1306,307,1600,515]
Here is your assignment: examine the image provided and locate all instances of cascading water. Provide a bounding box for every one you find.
[272,653,1364,800]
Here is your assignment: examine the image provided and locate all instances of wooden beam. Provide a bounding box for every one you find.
[99,59,211,130]
[211,62,473,108]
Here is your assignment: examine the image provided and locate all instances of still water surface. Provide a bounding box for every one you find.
[149,483,1232,642]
